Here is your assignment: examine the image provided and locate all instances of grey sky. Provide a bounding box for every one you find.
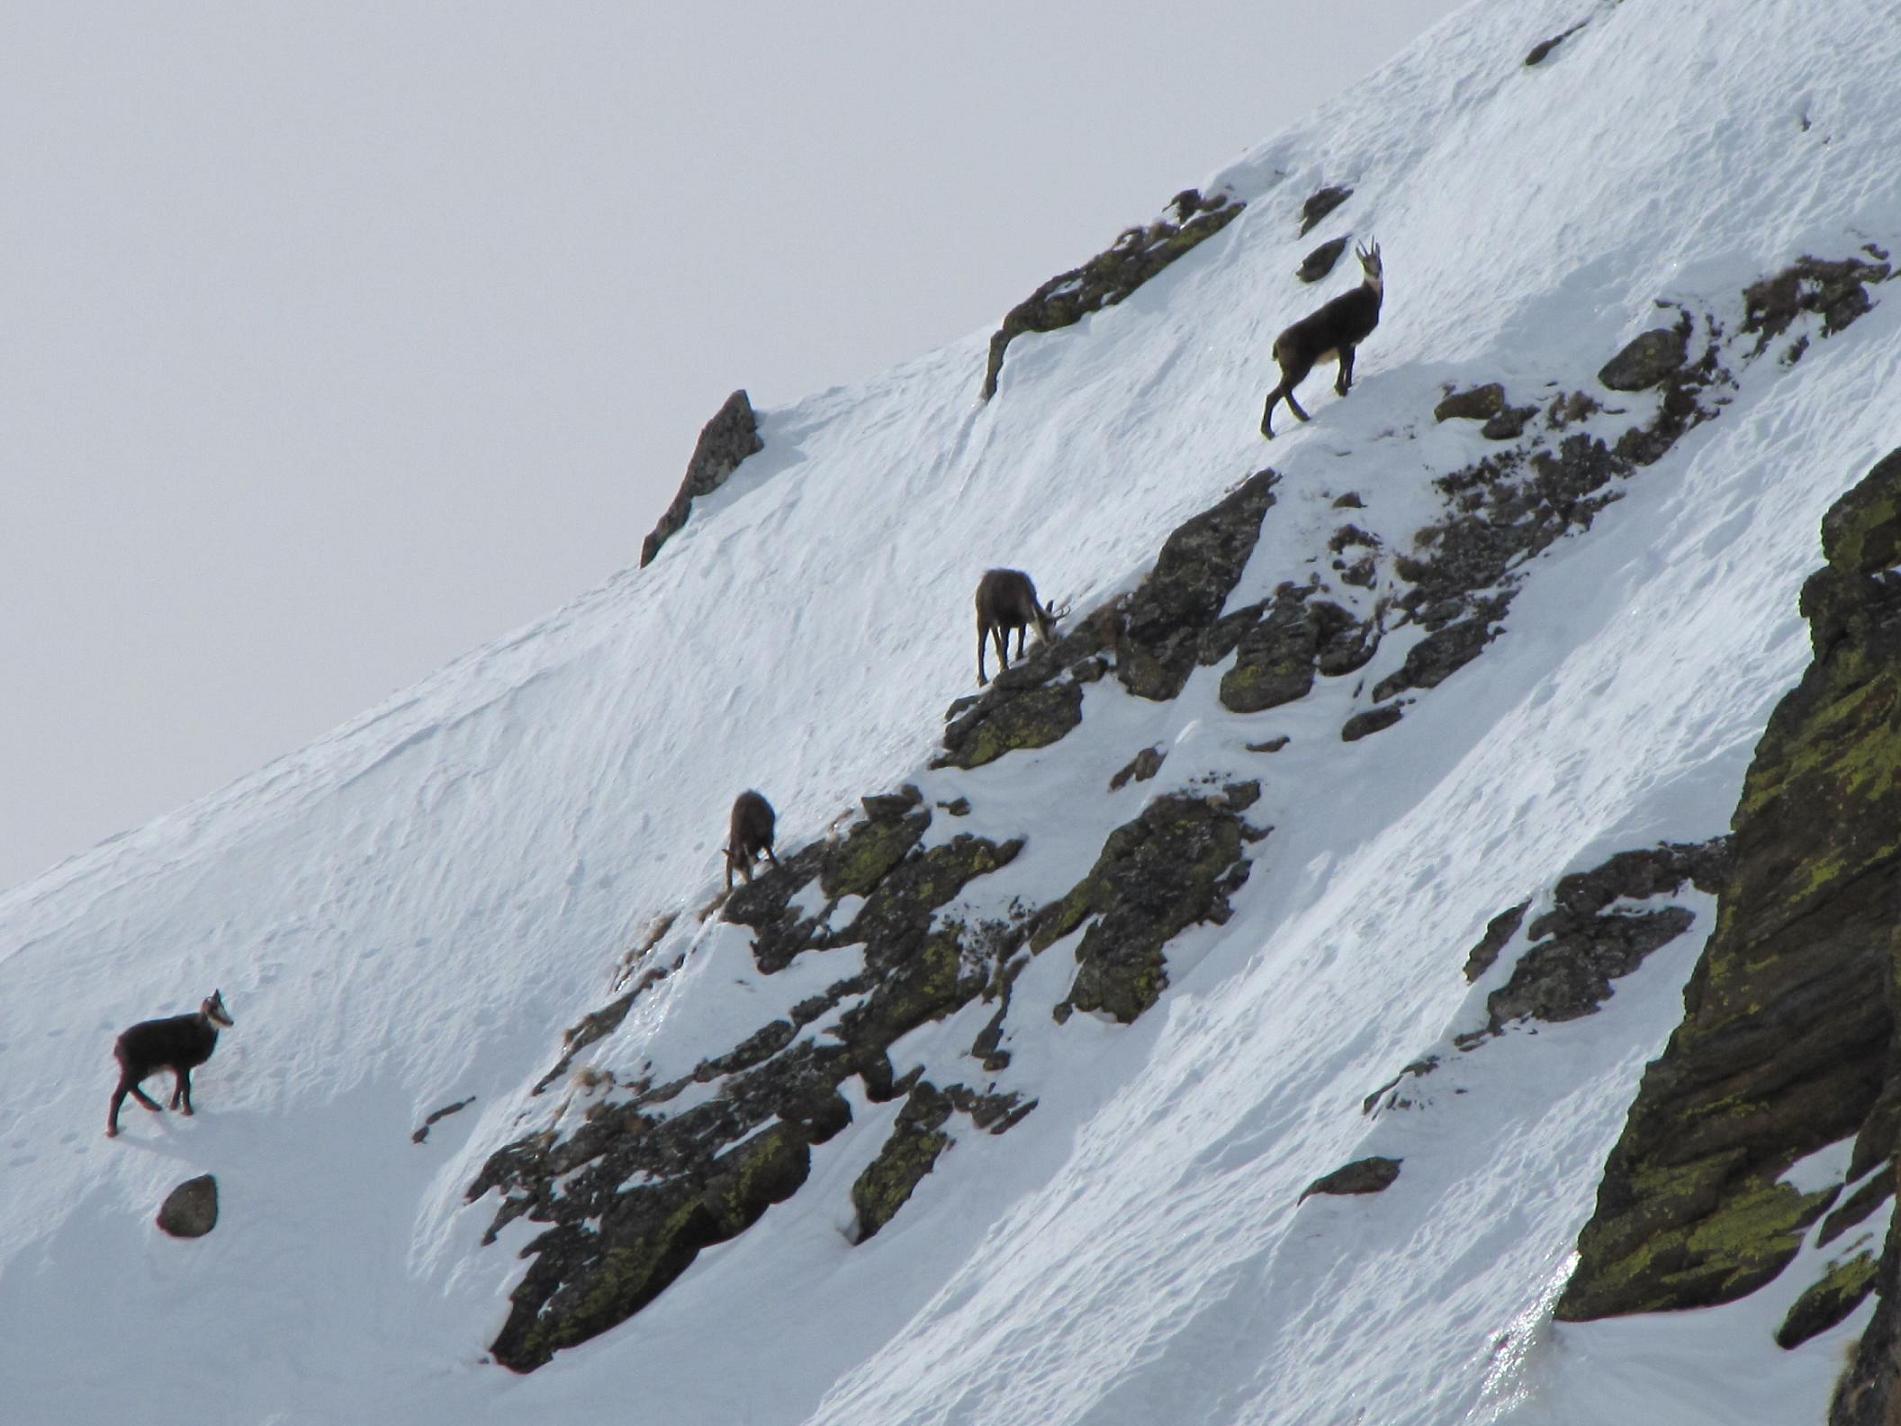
[0,1,1466,890]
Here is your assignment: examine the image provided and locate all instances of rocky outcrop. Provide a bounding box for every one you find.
[981,188,1243,400]
[157,1174,218,1238]
[1741,251,1891,360]
[937,469,1280,768]
[1560,449,1901,1326]
[639,390,765,567]
[1459,840,1730,1044]
[1034,782,1264,1024]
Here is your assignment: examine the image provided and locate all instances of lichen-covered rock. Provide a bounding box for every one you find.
[1118,470,1280,701]
[639,390,765,567]
[822,789,929,898]
[156,1174,218,1238]
[1598,328,1687,391]
[1833,1200,1901,1424]
[982,188,1243,399]
[851,1082,953,1242]
[1560,450,1901,1325]
[1034,784,1262,1023]
[937,681,1087,771]
[1778,1249,1880,1350]
[1300,1157,1401,1201]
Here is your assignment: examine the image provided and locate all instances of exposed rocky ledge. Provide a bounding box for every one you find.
[1561,448,1901,1327]
[638,389,765,568]
[981,188,1243,400]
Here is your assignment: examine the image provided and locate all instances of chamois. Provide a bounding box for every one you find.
[106,990,233,1138]
[1260,240,1383,438]
[975,568,1068,686]
[725,790,780,891]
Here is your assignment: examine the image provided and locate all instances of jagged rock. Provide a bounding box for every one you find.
[851,1082,953,1242]
[1434,383,1507,423]
[982,188,1243,399]
[1465,840,1727,1042]
[1462,902,1529,982]
[156,1174,218,1238]
[1109,746,1166,791]
[1297,235,1350,283]
[1833,1201,1901,1424]
[1246,736,1289,754]
[1035,785,1261,1024]
[822,789,929,899]
[1300,1157,1401,1200]
[1371,613,1497,702]
[638,390,765,567]
[1598,328,1687,391]
[1120,470,1280,700]
[1560,450,1901,1326]
[1819,1171,1895,1247]
[1298,184,1353,236]
[1777,1250,1880,1350]
[1742,253,1891,358]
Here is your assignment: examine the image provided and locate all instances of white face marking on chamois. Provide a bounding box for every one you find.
[204,994,234,1028]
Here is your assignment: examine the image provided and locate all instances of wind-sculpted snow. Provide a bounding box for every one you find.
[2,0,1900,1423]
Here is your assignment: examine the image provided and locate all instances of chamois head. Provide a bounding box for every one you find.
[1356,240,1383,290]
[202,990,234,1028]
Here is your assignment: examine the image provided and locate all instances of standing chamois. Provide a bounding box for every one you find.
[1260,240,1383,438]
[106,990,234,1138]
[975,568,1068,686]
[725,790,780,892]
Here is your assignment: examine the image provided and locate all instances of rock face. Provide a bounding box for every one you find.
[981,188,1243,400]
[638,390,765,568]
[1297,235,1350,283]
[1560,449,1901,1327]
[1297,184,1353,236]
[156,1174,218,1238]
[1598,327,1687,391]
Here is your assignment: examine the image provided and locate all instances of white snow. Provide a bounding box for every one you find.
[3,0,1900,1421]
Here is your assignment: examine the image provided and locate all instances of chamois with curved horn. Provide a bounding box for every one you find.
[725,790,780,892]
[1261,240,1383,438]
[975,568,1069,686]
[106,990,234,1138]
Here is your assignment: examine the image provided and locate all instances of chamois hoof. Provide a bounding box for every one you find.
[105,1125,118,1139]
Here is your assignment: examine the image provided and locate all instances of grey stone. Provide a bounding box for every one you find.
[156,1174,218,1238]
[639,390,765,567]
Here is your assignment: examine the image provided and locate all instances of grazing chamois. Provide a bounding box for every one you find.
[725,790,780,891]
[1261,240,1383,438]
[106,990,234,1138]
[975,568,1069,686]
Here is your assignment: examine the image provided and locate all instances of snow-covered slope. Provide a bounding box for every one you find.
[3,0,1899,1421]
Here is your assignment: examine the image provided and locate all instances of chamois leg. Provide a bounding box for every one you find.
[762,845,779,869]
[172,1067,194,1115]
[993,626,1011,677]
[1261,384,1285,438]
[1012,626,1028,662]
[976,618,990,685]
[1335,346,1355,396]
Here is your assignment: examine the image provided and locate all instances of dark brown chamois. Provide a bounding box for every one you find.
[1261,240,1383,438]
[725,790,780,891]
[106,990,233,1138]
[975,568,1068,686]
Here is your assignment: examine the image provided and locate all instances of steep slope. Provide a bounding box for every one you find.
[1,1,1898,1423]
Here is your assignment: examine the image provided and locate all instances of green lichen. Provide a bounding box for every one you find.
[937,682,1085,770]
[851,1125,951,1241]
[822,810,929,898]
[1775,1249,1880,1349]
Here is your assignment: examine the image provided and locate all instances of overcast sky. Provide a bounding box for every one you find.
[0,1,1467,891]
